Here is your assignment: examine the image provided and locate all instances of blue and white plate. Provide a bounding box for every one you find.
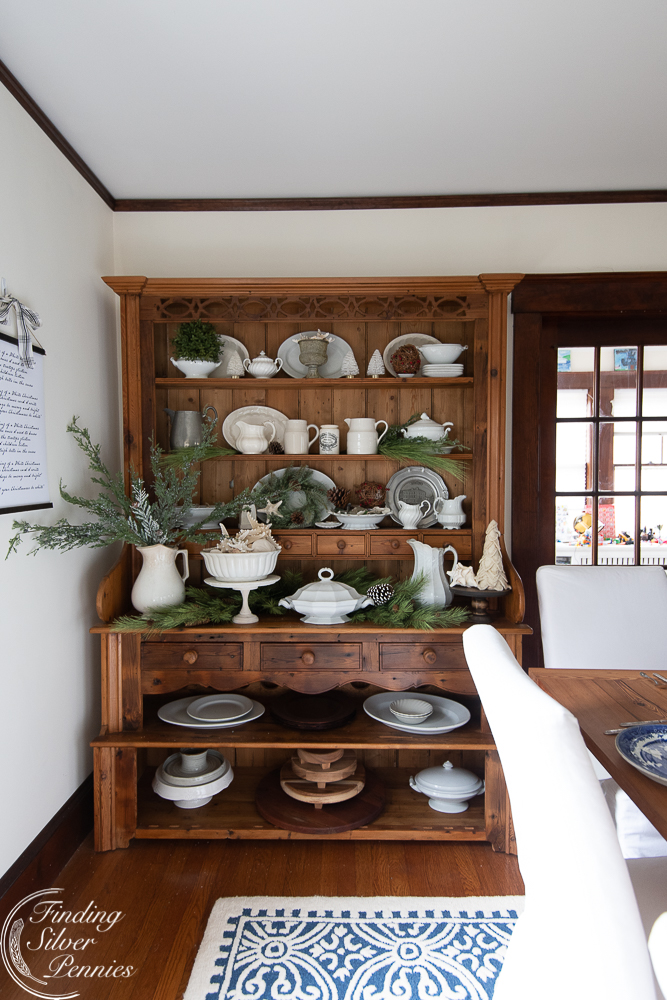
[615,724,667,786]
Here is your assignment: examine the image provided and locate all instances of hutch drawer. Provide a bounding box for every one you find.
[274,533,313,555]
[316,534,366,556]
[369,535,416,556]
[141,642,243,671]
[260,643,362,671]
[379,641,468,672]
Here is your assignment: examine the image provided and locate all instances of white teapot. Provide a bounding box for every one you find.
[235,419,276,454]
[397,498,431,529]
[243,351,283,379]
[344,417,388,455]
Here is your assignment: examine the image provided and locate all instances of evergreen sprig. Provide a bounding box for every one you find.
[348,573,471,630]
[379,414,467,482]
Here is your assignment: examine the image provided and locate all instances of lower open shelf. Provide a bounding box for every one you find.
[135,766,486,841]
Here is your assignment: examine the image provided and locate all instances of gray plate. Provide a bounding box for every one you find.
[386,467,448,528]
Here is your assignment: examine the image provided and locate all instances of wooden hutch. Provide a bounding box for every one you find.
[92,274,529,852]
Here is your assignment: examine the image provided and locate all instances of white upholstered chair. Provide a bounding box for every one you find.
[462,623,656,1000]
[536,564,667,858]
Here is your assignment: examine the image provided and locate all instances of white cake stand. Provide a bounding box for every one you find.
[204,574,280,624]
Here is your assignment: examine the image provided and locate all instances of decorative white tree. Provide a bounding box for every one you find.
[226,353,244,378]
[367,350,385,378]
[475,520,510,591]
[341,350,359,378]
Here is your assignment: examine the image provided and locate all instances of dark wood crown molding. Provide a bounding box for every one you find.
[113,191,667,212]
[3,63,667,214]
[0,58,115,210]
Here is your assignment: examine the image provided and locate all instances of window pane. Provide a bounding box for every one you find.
[598,421,636,491]
[639,497,667,565]
[556,422,592,492]
[599,496,636,564]
[555,496,594,565]
[643,347,667,417]
[600,346,637,417]
[557,348,593,418]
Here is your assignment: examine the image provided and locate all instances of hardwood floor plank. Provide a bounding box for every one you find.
[0,837,523,999]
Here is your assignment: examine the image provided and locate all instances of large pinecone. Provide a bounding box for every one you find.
[367,583,395,606]
[327,486,351,510]
[268,440,285,454]
[290,510,305,525]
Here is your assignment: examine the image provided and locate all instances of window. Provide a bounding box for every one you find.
[554,345,667,566]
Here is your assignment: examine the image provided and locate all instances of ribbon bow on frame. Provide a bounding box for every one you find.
[0,293,42,367]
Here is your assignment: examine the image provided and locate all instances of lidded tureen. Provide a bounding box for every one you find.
[409,760,484,813]
[279,567,374,625]
[400,413,453,442]
[242,351,283,379]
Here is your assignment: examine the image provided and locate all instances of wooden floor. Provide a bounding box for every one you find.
[0,837,523,999]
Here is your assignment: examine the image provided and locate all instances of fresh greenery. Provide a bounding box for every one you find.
[171,320,223,362]
[378,414,467,482]
[160,443,238,468]
[111,568,470,633]
[6,418,244,557]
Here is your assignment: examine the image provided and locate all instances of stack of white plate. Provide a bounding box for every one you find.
[158,693,265,729]
[152,749,234,808]
[422,364,465,378]
[363,692,470,734]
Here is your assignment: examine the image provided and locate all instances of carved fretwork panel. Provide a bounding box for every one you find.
[145,293,488,323]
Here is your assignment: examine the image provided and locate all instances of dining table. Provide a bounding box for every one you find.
[529,668,667,839]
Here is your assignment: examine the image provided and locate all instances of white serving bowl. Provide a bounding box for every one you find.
[418,344,467,365]
[390,698,434,724]
[201,547,280,582]
[334,512,387,530]
[170,357,221,379]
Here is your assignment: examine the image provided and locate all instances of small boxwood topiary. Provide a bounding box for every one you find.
[172,320,223,362]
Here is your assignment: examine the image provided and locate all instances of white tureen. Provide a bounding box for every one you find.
[409,760,484,813]
[279,567,374,625]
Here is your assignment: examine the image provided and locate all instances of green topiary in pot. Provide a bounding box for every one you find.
[172,320,223,362]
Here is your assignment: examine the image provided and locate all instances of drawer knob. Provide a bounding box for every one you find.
[301,650,315,665]
[391,540,400,550]
[183,650,199,664]
[337,540,346,550]
[422,648,437,664]
[283,540,292,550]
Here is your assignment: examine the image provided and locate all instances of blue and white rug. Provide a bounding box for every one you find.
[184,895,524,1000]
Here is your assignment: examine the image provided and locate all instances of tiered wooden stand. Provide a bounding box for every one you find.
[92,274,529,853]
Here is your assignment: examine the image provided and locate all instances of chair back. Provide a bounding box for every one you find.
[536,565,667,670]
[462,623,656,1000]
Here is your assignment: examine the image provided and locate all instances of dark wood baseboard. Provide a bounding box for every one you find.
[0,774,93,904]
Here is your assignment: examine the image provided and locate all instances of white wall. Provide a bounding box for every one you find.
[113,202,667,276]
[0,85,116,875]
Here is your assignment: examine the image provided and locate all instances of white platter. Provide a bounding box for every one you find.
[213,335,250,377]
[187,693,254,722]
[253,467,335,519]
[386,466,448,528]
[222,405,289,450]
[158,696,265,729]
[363,692,470,734]
[383,334,441,378]
[277,332,354,379]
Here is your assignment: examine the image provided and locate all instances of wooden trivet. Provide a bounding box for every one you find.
[280,760,365,808]
[255,766,385,834]
[270,692,356,731]
[298,748,344,767]
[291,749,358,785]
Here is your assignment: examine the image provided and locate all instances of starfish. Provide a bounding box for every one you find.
[257,499,283,518]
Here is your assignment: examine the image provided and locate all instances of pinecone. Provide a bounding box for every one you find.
[390,344,421,374]
[367,583,395,606]
[356,481,386,508]
[327,486,351,510]
[268,440,284,454]
[290,510,305,525]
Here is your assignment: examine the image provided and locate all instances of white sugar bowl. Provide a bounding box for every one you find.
[243,351,283,379]
[409,760,484,813]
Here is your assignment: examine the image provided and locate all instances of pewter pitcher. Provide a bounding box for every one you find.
[164,405,217,449]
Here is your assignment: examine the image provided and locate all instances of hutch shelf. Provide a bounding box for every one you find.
[93,274,529,853]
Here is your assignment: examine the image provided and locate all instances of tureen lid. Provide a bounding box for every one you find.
[412,760,484,795]
[286,568,366,605]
